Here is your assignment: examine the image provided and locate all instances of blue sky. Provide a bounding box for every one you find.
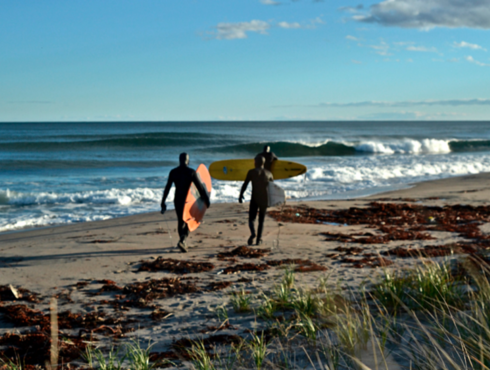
[1,0,490,121]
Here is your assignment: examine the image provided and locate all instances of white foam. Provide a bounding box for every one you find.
[1,187,168,206]
[2,151,490,233]
[355,139,451,154]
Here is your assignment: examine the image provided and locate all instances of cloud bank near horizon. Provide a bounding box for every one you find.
[280,98,490,108]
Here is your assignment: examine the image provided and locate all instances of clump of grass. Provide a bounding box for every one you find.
[413,262,466,310]
[230,289,252,313]
[373,268,411,310]
[290,289,320,318]
[258,293,278,320]
[333,304,371,355]
[0,357,24,370]
[373,262,467,311]
[126,340,155,370]
[274,281,293,308]
[188,341,215,370]
[248,331,269,370]
[282,267,295,290]
[83,346,127,370]
[83,340,162,370]
[295,312,318,342]
[215,340,244,369]
[215,305,229,323]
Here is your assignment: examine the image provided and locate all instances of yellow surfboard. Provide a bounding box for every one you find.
[209,159,307,181]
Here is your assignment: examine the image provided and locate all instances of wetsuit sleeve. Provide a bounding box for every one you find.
[240,171,252,199]
[192,172,210,207]
[161,170,174,205]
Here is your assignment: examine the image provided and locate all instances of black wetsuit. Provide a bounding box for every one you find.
[240,167,274,241]
[162,164,209,241]
[258,151,278,171]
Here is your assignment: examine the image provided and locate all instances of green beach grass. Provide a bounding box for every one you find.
[3,257,490,369]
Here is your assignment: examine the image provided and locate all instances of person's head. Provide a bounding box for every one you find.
[179,152,189,166]
[263,145,270,153]
[254,155,265,169]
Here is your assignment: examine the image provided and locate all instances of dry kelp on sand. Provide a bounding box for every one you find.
[138,257,214,274]
[0,285,40,303]
[271,203,490,246]
[217,246,271,259]
[266,259,327,272]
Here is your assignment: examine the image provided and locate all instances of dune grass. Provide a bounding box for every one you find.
[3,259,490,369]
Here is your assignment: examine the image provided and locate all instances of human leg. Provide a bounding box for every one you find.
[256,206,267,245]
[175,205,189,252]
[248,201,259,245]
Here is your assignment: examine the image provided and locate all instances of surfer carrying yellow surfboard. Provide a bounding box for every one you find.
[257,145,278,171]
[239,155,274,246]
[161,153,210,252]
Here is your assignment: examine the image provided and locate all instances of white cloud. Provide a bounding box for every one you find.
[211,20,270,40]
[465,56,490,66]
[260,0,281,5]
[356,111,466,120]
[306,98,490,108]
[454,41,486,51]
[354,0,490,30]
[368,41,391,56]
[339,4,364,13]
[278,21,302,29]
[346,35,358,41]
[207,18,321,40]
[352,60,362,64]
[406,46,438,52]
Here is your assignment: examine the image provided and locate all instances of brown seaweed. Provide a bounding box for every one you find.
[222,264,270,274]
[271,203,490,247]
[217,246,270,259]
[266,259,327,272]
[138,257,214,274]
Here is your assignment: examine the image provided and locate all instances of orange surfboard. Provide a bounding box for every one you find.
[183,164,212,232]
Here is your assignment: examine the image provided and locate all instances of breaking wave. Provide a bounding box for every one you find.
[214,138,489,157]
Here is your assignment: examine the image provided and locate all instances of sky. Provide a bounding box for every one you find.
[1,0,490,122]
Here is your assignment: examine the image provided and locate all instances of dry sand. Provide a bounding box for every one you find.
[1,172,490,364]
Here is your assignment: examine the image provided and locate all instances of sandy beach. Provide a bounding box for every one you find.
[2,172,490,367]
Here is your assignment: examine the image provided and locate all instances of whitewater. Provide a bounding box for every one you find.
[1,121,490,233]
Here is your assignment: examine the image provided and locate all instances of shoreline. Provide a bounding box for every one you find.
[3,170,483,237]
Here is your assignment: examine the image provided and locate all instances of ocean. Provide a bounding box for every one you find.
[1,121,490,233]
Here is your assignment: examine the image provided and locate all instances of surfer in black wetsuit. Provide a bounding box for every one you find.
[257,145,278,172]
[239,155,274,246]
[161,153,210,253]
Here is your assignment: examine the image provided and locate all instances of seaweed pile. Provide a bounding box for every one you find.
[270,202,490,248]
[138,257,215,274]
[217,246,270,259]
[382,243,479,258]
[266,259,327,272]
[0,285,40,303]
[0,331,86,365]
[325,247,393,268]
[221,263,270,274]
[112,277,201,309]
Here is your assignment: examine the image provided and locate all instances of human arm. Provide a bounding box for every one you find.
[161,171,174,213]
[239,171,252,203]
[192,172,211,208]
